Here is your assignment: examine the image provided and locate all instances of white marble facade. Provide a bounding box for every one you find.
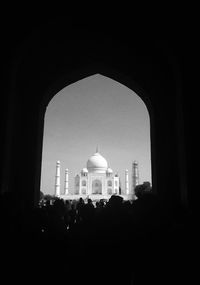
[54,147,140,200]
[55,149,123,200]
[74,150,120,196]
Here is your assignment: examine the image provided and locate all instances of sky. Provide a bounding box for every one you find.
[40,74,151,195]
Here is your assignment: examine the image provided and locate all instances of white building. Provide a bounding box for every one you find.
[55,148,135,200]
[74,150,120,197]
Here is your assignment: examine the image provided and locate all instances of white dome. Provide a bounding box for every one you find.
[82,168,88,173]
[107,168,113,173]
[87,152,108,173]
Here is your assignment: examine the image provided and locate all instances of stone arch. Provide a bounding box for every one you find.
[108,188,112,195]
[3,22,187,209]
[92,179,102,194]
[40,70,151,200]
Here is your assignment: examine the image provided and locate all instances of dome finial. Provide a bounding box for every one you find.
[96,145,99,153]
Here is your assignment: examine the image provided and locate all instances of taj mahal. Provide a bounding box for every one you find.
[55,147,139,200]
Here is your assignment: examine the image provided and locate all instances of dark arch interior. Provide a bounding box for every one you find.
[1,16,195,284]
[2,29,187,208]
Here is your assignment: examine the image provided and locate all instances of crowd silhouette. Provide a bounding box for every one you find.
[0,186,193,284]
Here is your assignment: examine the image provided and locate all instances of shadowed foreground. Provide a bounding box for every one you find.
[0,191,195,285]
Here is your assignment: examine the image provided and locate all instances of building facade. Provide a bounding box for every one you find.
[55,149,137,200]
[74,151,120,196]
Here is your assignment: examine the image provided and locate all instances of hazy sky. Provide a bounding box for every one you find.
[40,74,151,195]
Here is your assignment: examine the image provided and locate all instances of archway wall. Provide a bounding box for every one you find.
[2,23,186,208]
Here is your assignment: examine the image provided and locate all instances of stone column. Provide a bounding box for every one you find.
[132,161,139,195]
[64,168,69,195]
[55,160,61,197]
[125,169,129,195]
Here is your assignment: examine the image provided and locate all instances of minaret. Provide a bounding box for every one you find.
[125,169,129,195]
[119,177,122,195]
[64,168,69,195]
[132,161,139,194]
[55,160,61,197]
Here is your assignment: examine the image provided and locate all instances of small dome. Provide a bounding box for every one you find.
[107,168,113,173]
[87,151,108,173]
[82,168,88,173]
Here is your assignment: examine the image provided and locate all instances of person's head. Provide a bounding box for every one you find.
[79,197,84,204]
[108,195,123,208]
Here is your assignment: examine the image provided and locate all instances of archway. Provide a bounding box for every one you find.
[3,21,186,209]
[40,72,152,198]
[92,179,102,194]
